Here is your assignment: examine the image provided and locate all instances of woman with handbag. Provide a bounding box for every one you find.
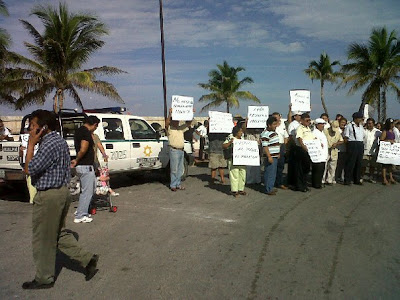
[223,126,246,197]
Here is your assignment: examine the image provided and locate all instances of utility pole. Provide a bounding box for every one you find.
[159,0,168,126]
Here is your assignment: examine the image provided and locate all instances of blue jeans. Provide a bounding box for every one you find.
[264,157,278,193]
[169,148,184,188]
[75,165,96,219]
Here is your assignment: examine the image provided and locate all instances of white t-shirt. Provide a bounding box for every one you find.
[288,120,300,137]
[394,127,400,143]
[20,134,39,163]
[196,125,207,137]
[363,128,380,156]
[275,121,289,144]
[0,127,12,139]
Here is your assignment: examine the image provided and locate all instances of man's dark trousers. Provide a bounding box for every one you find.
[344,141,363,184]
[32,186,93,284]
[275,144,286,186]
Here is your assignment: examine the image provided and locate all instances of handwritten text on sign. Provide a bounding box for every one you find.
[209,111,234,133]
[303,140,326,163]
[171,95,194,121]
[247,106,269,128]
[233,139,260,166]
[377,141,400,165]
[290,90,311,112]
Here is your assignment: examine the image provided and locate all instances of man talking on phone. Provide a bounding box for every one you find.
[23,110,98,289]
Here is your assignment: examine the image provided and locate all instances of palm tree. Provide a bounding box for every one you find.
[5,3,125,112]
[339,27,400,121]
[198,60,260,113]
[304,52,341,115]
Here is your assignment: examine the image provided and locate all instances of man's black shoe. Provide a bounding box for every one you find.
[22,280,54,290]
[85,254,99,281]
[354,182,363,185]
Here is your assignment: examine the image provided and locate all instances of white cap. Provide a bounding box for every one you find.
[292,111,302,115]
[315,118,326,124]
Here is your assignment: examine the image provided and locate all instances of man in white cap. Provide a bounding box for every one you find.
[312,118,329,188]
[343,111,365,185]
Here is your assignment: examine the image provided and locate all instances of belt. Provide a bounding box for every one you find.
[169,145,184,151]
[76,165,94,171]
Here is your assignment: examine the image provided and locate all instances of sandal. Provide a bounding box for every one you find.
[177,186,186,190]
[171,187,177,191]
[232,192,239,198]
[238,191,247,196]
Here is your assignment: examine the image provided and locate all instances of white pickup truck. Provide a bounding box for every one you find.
[0,108,193,188]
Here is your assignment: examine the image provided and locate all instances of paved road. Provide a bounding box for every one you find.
[1,165,400,299]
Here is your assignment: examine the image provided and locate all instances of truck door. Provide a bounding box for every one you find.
[102,117,131,171]
[128,118,164,170]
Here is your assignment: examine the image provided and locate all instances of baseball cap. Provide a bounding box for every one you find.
[315,118,327,124]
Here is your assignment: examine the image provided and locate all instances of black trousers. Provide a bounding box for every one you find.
[275,144,286,186]
[199,137,205,160]
[312,162,325,188]
[344,141,363,184]
[288,145,311,190]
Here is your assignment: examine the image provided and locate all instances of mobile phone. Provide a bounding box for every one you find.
[36,125,48,135]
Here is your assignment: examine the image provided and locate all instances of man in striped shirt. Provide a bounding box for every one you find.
[261,116,280,195]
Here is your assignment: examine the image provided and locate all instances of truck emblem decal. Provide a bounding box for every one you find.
[144,145,152,157]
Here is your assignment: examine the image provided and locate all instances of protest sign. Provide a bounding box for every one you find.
[303,140,326,163]
[171,95,194,120]
[209,111,234,133]
[377,141,400,165]
[233,139,260,166]
[290,89,311,112]
[247,106,269,128]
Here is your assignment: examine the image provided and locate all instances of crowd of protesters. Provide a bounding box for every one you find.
[187,107,400,197]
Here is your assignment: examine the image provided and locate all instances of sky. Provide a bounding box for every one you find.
[1,0,400,120]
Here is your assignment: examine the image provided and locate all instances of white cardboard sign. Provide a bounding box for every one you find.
[209,111,234,133]
[303,139,326,163]
[233,139,260,166]
[247,106,269,128]
[290,90,311,112]
[171,95,194,121]
[377,141,400,165]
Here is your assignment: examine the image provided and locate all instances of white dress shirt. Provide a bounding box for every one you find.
[344,121,364,142]
[313,128,328,162]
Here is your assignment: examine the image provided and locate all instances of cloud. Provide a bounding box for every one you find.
[266,0,400,42]
[265,41,304,53]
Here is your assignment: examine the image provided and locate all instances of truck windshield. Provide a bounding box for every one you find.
[61,117,85,139]
[129,119,157,139]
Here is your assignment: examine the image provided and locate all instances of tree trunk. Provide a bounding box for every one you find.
[320,80,328,115]
[381,88,386,122]
[358,97,368,114]
[226,101,229,113]
[377,92,381,123]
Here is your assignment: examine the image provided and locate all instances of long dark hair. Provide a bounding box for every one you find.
[383,118,394,131]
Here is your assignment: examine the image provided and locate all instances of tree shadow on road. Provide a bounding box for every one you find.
[189,173,232,196]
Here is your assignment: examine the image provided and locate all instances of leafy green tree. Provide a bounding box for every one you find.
[5,3,125,112]
[340,27,400,121]
[198,60,259,113]
[304,52,341,115]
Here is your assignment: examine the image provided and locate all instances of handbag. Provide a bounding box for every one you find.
[223,145,233,159]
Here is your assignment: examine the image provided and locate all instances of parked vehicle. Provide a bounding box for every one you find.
[0,107,193,188]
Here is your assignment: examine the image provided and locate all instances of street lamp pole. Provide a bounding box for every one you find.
[159,0,168,125]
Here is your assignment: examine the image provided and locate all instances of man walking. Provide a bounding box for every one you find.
[71,115,100,223]
[23,110,98,289]
[344,112,365,185]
